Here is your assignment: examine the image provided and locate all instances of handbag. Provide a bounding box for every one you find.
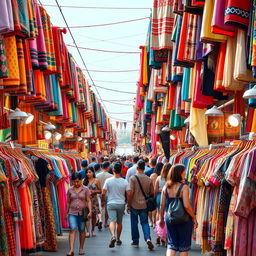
[134,175,157,212]
[82,206,90,221]
[167,184,189,225]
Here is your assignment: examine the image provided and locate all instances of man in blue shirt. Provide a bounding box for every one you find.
[77,159,88,179]
[88,157,97,168]
[144,158,157,177]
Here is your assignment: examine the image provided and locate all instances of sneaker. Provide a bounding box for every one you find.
[131,242,139,248]
[109,236,116,248]
[147,240,154,250]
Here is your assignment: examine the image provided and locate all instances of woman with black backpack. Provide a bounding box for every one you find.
[159,164,198,256]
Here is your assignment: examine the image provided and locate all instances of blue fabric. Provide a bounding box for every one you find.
[156,192,162,210]
[68,214,86,232]
[130,207,151,244]
[144,168,154,177]
[50,183,62,235]
[124,162,133,168]
[165,188,193,252]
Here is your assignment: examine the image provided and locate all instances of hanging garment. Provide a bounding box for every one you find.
[0,0,14,34]
[200,0,227,42]
[234,29,256,83]
[0,37,8,79]
[190,107,208,146]
[39,6,57,74]
[223,34,244,91]
[225,0,251,28]
[3,36,20,91]
[211,0,235,36]
[151,0,175,50]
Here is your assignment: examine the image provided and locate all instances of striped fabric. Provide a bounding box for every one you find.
[151,0,175,50]
[39,6,57,74]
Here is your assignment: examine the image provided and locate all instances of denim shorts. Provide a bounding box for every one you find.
[68,214,86,232]
[107,204,125,224]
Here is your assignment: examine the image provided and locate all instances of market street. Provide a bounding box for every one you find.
[30,214,206,256]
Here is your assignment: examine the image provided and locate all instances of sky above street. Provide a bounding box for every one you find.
[40,0,152,131]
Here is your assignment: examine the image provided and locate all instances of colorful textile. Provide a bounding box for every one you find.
[201,0,227,42]
[3,36,20,90]
[151,0,175,50]
[42,187,57,251]
[0,37,8,78]
[16,38,27,95]
[39,6,57,73]
[225,0,251,28]
[211,0,235,36]
[17,0,30,37]
[0,0,14,34]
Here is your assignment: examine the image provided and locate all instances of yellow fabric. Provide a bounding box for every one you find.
[251,110,256,132]
[190,107,208,146]
[143,46,148,85]
[3,36,20,88]
[201,0,227,42]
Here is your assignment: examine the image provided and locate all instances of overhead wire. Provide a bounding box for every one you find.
[109,112,134,114]
[94,80,136,83]
[53,0,110,115]
[67,44,140,54]
[68,17,149,29]
[43,4,151,10]
[102,100,134,106]
[92,85,136,95]
[85,69,139,73]
[102,99,134,102]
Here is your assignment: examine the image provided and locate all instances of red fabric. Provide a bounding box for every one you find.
[192,62,213,108]
[224,0,250,28]
[121,166,128,178]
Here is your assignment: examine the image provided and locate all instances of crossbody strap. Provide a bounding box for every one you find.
[134,175,148,200]
[176,183,185,198]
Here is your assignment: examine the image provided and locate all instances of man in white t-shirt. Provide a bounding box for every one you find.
[102,162,131,248]
[96,161,113,228]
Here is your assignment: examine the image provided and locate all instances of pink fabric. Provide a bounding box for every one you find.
[151,114,157,157]
[211,0,235,36]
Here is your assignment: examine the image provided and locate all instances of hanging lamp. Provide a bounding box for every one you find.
[205,106,224,116]
[243,85,256,99]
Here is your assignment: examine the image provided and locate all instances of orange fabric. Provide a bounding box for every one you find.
[18,103,37,145]
[3,36,20,90]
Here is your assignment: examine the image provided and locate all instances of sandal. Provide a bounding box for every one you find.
[92,231,96,237]
[98,221,103,230]
[66,252,74,256]
[85,232,90,238]
[79,250,85,255]
[116,240,122,246]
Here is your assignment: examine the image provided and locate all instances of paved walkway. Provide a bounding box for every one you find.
[31,214,205,256]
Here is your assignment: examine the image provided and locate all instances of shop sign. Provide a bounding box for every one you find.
[38,140,49,149]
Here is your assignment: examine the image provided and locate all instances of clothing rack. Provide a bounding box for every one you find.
[22,146,81,155]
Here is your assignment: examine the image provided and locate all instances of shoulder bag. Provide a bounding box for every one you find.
[167,183,189,225]
[134,175,157,212]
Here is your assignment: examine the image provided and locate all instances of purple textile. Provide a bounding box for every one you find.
[0,0,14,34]
[196,15,203,61]
[211,0,235,35]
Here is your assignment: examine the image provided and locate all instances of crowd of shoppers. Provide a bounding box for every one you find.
[66,154,197,256]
